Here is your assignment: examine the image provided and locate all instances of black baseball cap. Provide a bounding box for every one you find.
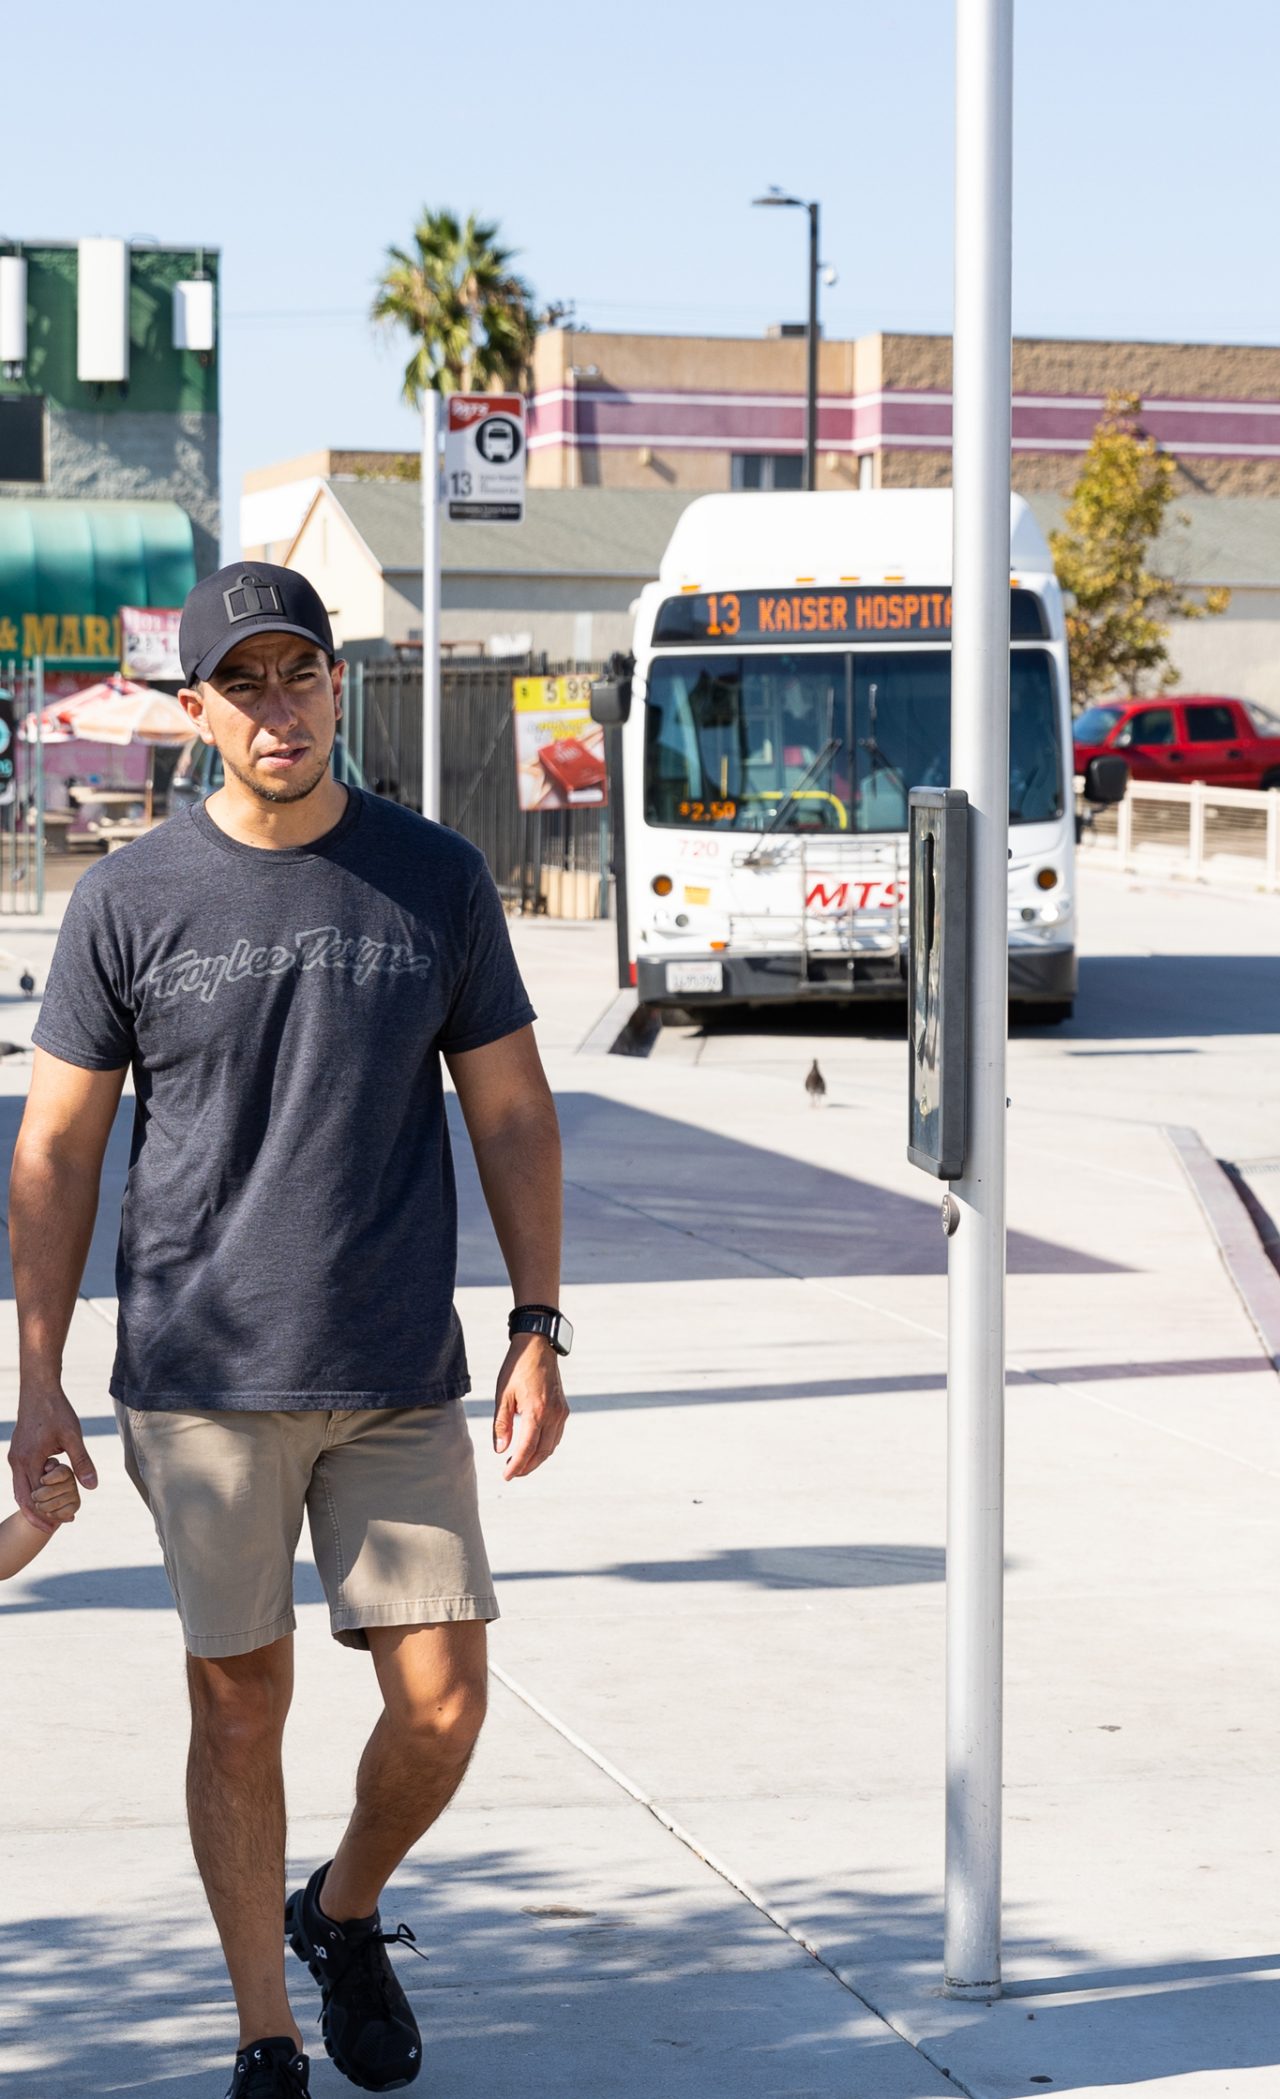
[179,562,335,685]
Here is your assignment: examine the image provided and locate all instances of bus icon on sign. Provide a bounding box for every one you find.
[475,416,521,465]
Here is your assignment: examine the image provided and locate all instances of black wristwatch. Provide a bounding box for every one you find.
[509,1303,573,1357]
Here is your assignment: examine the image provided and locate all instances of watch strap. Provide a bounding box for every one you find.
[508,1304,571,1355]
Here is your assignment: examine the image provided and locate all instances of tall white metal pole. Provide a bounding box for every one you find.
[421,388,443,821]
[945,0,1013,1999]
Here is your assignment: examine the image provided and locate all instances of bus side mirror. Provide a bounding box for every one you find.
[1083,754,1128,805]
[590,677,631,726]
[591,651,635,726]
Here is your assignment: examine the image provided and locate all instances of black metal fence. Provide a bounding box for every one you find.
[347,655,612,915]
[0,661,47,913]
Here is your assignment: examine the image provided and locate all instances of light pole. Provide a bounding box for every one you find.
[752,188,820,491]
[945,0,1014,2000]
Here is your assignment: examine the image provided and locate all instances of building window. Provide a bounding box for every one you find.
[0,396,45,483]
[731,453,804,491]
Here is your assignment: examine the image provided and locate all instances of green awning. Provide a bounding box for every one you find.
[0,500,197,667]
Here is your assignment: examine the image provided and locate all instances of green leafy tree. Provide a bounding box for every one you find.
[372,209,541,405]
[1050,392,1230,706]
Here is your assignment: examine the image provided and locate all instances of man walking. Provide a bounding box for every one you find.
[7,564,570,2097]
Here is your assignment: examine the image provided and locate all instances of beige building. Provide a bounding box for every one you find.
[242,328,1280,562]
[524,329,1280,497]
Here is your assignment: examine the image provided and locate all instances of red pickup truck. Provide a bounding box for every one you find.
[1073,695,1280,790]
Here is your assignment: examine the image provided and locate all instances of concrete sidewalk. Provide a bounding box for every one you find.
[0,877,1276,2096]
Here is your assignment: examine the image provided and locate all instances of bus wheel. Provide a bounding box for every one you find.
[1013,1000,1074,1026]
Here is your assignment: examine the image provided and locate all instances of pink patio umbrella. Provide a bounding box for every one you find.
[18,675,164,745]
[63,680,196,824]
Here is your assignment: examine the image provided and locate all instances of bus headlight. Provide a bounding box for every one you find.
[1016,899,1069,932]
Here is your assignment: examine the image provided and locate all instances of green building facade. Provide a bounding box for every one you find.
[0,242,219,670]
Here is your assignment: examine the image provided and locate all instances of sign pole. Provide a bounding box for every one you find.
[944,0,1013,2000]
[421,387,443,822]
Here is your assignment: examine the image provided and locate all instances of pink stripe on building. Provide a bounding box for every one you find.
[528,384,1280,459]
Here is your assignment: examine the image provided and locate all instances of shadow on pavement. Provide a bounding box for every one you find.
[454,1095,1123,1286]
[0,1091,1124,1306]
[0,1855,1271,2097]
[1034,953,1280,1043]
[0,1559,329,1615]
[459,1352,1264,1417]
[676,955,1280,1045]
[0,1352,1255,1448]
[496,1544,948,1589]
[0,1547,946,1614]
[0,1851,953,2099]
[0,1413,118,1438]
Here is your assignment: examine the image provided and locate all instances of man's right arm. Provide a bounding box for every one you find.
[7,1047,127,1528]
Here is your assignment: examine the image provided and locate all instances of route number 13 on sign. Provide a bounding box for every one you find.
[445,395,526,524]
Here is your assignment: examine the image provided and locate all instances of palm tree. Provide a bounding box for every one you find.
[372,209,538,404]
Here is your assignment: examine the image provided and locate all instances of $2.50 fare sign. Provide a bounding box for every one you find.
[445,395,526,524]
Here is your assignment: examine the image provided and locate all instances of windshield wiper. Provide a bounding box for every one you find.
[744,737,843,861]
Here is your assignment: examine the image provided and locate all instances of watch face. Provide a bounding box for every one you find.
[555,1314,574,1357]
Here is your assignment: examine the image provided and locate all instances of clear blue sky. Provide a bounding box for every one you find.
[9,0,1279,556]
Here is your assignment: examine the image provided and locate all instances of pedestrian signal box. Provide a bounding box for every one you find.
[907,788,968,1179]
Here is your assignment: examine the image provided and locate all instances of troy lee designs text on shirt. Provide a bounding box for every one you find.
[146,925,434,1004]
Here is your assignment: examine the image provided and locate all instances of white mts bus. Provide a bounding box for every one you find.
[593,490,1078,1020]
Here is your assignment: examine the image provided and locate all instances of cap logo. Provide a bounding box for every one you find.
[223,575,284,623]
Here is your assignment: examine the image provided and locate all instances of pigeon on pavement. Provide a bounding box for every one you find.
[805,1058,827,1107]
[19,970,35,997]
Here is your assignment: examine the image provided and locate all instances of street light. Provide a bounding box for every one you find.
[752,187,820,491]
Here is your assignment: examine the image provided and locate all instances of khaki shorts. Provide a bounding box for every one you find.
[115,1399,498,1658]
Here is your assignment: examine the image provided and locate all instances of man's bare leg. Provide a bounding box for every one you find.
[318,1621,488,1922]
[187,1639,300,2048]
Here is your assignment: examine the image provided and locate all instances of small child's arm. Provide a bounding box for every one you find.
[0,1460,81,1580]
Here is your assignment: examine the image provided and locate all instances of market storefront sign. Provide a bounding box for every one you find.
[0,613,122,661]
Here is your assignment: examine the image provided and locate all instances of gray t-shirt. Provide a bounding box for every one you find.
[33,788,535,1411]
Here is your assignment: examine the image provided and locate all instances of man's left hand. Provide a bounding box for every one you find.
[493,1334,569,1479]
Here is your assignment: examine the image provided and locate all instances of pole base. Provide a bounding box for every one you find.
[943,1977,1002,2001]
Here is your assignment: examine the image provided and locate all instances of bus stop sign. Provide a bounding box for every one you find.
[445,394,526,524]
[908,787,968,1179]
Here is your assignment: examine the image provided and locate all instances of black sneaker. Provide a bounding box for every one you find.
[226,2036,311,2098]
[285,1861,426,2091]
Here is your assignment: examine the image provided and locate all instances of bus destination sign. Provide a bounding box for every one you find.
[653,586,953,648]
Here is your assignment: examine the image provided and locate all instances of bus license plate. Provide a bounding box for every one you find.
[666,961,724,994]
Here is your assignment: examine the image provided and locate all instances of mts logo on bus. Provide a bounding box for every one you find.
[807,878,901,911]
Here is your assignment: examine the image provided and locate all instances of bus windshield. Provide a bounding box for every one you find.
[644,649,1064,833]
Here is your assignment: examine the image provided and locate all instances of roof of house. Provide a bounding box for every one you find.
[310,479,1280,591]
[317,482,700,577]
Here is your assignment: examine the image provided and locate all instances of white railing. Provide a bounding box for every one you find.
[1077,778,1280,892]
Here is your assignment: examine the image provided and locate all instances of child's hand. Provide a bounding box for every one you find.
[30,1460,80,1528]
